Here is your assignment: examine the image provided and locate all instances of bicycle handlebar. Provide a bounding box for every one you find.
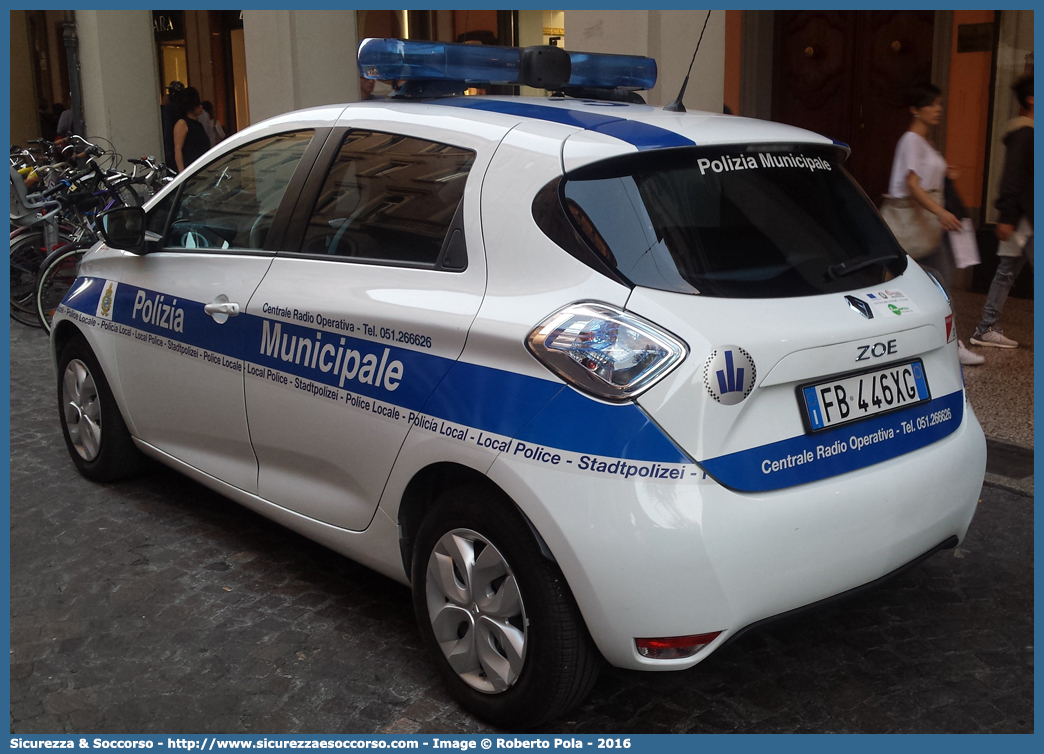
[39,163,97,197]
[40,181,73,198]
[128,156,165,169]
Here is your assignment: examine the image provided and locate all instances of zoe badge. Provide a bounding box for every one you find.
[703,346,756,405]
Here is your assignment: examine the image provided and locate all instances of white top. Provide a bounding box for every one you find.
[197,111,225,147]
[887,130,946,197]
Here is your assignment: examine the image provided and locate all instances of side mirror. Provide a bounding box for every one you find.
[98,207,147,253]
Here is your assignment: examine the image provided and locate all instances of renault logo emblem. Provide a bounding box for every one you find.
[845,295,873,320]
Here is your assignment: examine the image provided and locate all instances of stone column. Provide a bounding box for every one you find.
[45,10,67,105]
[564,9,725,111]
[74,10,163,161]
[10,10,40,147]
[243,10,360,125]
[185,10,216,106]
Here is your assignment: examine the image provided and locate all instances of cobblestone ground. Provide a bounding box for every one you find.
[10,321,1033,734]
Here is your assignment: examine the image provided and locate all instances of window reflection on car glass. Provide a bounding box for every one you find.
[300,130,475,266]
[561,149,906,298]
[144,192,175,239]
[165,131,313,251]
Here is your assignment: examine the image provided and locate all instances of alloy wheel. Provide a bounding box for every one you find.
[425,528,528,694]
[63,358,102,461]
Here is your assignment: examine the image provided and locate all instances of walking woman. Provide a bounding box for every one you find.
[172,86,211,173]
[883,83,982,365]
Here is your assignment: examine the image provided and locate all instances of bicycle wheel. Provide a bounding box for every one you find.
[116,182,143,208]
[10,230,54,317]
[10,302,43,327]
[11,228,76,302]
[36,244,87,334]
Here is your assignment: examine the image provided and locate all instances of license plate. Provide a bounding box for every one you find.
[800,360,930,432]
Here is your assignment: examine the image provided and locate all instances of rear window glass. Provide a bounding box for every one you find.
[550,146,906,298]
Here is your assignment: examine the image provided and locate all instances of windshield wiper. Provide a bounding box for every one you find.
[827,253,900,280]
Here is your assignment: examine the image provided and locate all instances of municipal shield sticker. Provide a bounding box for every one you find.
[96,280,118,320]
[703,345,756,405]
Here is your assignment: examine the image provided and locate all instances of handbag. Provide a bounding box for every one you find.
[880,189,943,260]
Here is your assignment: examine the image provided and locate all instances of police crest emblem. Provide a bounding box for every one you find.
[96,281,118,320]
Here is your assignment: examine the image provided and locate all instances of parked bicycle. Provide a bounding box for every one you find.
[34,240,88,333]
[10,137,172,331]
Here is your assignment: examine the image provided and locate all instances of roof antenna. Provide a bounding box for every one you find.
[663,10,713,113]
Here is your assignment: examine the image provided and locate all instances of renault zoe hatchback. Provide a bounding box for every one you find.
[52,39,986,728]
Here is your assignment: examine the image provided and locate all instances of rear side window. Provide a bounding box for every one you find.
[164,131,313,251]
[542,146,907,298]
[299,130,475,267]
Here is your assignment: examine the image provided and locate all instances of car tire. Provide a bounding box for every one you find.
[412,485,601,729]
[57,334,146,482]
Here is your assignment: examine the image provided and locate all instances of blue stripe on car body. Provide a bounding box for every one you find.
[61,276,965,491]
[439,99,696,151]
[701,390,964,492]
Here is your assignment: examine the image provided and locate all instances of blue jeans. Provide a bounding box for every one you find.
[976,234,1033,334]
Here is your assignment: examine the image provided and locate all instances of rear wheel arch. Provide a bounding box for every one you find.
[408,478,602,728]
[396,462,557,582]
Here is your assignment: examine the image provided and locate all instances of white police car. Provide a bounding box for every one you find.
[52,39,986,728]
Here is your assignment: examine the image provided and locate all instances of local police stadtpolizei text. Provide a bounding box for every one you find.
[697,153,833,176]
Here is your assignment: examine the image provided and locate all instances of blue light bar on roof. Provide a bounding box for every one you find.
[357,38,657,91]
[567,52,657,91]
[358,39,521,84]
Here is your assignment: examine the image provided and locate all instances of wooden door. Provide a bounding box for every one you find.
[773,11,936,204]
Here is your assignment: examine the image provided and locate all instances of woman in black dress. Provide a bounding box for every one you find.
[172,87,211,172]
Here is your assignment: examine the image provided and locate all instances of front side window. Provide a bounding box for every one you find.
[547,146,907,298]
[299,130,475,266]
[145,192,174,238]
[164,131,313,251]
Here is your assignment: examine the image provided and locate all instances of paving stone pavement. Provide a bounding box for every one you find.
[9,321,1034,734]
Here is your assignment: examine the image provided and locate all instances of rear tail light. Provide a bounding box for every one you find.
[636,632,722,660]
[525,302,687,401]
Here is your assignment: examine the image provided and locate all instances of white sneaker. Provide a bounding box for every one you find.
[969,329,1019,349]
[958,340,984,365]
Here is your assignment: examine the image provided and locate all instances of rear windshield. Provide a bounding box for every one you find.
[543,145,906,298]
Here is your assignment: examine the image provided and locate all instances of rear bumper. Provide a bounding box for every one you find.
[488,396,986,670]
[718,534,958,652]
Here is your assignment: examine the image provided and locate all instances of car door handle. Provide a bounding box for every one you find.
[204,298,240,324]
[204,302,240,316]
